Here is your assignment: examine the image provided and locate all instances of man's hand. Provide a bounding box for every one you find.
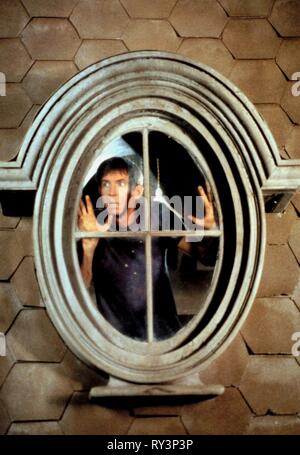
[187,185,216,230]
[178,185,216,256]
[78,195,112,251]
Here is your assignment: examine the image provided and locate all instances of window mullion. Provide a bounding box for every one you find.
[143,128,154,343]
[75,230,222,239]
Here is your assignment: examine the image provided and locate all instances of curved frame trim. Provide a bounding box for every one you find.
[30,52,267,382]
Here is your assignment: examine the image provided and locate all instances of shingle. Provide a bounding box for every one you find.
[178,38,235,77]
[239,356,300,414]
[120,0,177,18]
[269,0,300,37]
[70,0,129,39]
[6,309,66,361]
[181,388,252,434]
[0,0,29,38]
[199,334,249,387]
[21,18,81,60]
[229,60,286,104]
[22,61,77,104]
[122,19,181,51]
[170,0,227,38]
[242,297,300,354]
[60,392,133,435]
[0,363,73,420]
[223,19,280,59]
[75,40,127,70]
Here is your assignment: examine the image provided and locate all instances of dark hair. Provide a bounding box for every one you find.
[95,157,143,188]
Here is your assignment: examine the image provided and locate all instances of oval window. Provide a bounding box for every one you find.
[32,52,266,384]
[76,131,221,343]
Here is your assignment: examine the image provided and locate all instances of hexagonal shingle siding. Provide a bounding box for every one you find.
[241,298,300,354]
[223,19,281,59]
[0,105,40,162]
[128,417,187,435]
[199,334,249,387]
[22,0,78,18]
[170,0,228,38]
[239,357,300,414]
[122,19,181,51]
[281,82,300,124]
[265,203,296,244]
[0,84,32,128]
[21,18,81,60]
[229,60,286,104]
[6,309,66,361]
[286,126,300,159]
[289,219,300,263]
[15,218,34,256]
[8,421,64,435]
[256,104,293,152]
[269,0,300,37]
[246,415,300,435]
[120,0,177,18]
[11,256,42,307]
[0,399,10,435]
[276,38,300,80]
[75,40,127,70]
[0,231,24,279]
[59,392,133,435]
[177,38,235,77]
[257,244,299,297]
[0,346,15,390]
[70,0,129,39]
[0,282,22,333]
[22,61,78,104]
[181,388,253,434]
[0,363,73,421]
[0,0,29,38]
[0,39,33,82]
[219,0,275,17]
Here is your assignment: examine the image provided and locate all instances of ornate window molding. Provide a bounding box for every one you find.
[1,51,299,396]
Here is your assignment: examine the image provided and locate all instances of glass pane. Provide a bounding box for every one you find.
[148,131,220,341]
[91,235,147,341]
[148,131,219,232]
[151,236,219,340]
[78,132,145,233]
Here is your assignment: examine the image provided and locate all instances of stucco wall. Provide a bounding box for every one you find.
[0,0,300,435]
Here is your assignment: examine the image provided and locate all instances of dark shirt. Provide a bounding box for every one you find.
[92,234,181,341]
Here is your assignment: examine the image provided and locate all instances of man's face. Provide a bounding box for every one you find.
[99,169,131,216]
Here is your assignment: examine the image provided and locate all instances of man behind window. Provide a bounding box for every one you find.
[78,157,215,341]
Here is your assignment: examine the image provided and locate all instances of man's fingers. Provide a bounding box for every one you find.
[79,198,87,215]
[187,214,204,227]
[205,182,213,203]
[198,185,215,214]
[198,185,211,210]
[85,195,94,214]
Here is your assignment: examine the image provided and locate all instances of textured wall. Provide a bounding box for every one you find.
[0,0,300,435]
